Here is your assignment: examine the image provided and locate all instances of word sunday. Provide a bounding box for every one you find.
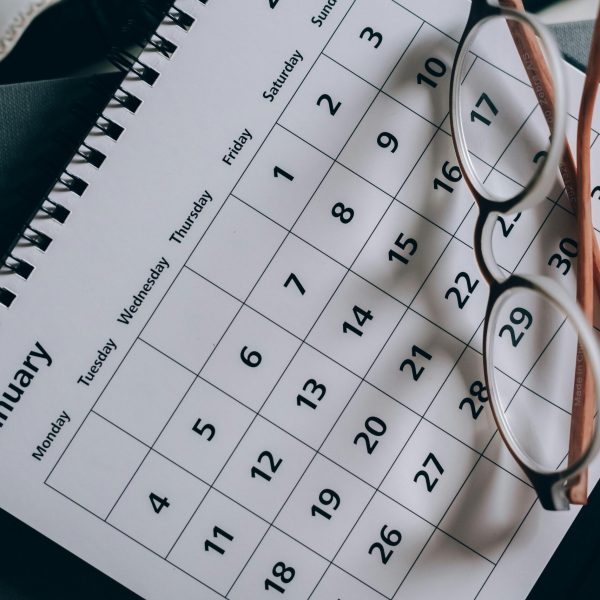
[311,0,339,27]
[0,342,52,430]
[262,49,303,102]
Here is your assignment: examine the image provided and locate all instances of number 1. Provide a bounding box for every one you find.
[274,166,294,181]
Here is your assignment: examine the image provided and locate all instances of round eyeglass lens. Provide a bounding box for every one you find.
[485,282,598,474]
[453,13,564,206]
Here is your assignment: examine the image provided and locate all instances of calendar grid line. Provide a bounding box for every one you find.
[41,0,596,596]
[87,389,498,587]
[223,17,437,596]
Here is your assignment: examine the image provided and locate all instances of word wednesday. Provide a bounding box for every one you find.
[32,411,70,461]
[77,338,117,387]
[117,257,169,325]
[262,49,303,102]
[222,130,252,166]
[0,341,52,430]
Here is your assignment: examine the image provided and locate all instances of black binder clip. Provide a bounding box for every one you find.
[0,288,16,308]
[108,48,160,86]
[59,170,88,196]
[76,142,107,168]
[22,227,52,252]
[5,255,34,280]
[40,198,70,224]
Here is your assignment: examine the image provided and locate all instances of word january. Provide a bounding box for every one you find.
[262,49,303,103]
[32,411,70,461]
[0,341,52,430]
[222,129,253,166]
[77,338,117,387]
[117,257,169,325]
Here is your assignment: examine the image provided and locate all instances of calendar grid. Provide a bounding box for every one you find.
[43,0,598,597]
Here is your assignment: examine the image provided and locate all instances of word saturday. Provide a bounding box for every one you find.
[262,49,303,103]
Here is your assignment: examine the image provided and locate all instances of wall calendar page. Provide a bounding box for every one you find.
[1,0,599,598]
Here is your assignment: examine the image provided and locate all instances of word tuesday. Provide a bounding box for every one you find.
[262,49,303,103]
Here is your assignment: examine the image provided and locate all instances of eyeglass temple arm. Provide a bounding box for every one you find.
[569,7,600,504]
[498,0,597,504]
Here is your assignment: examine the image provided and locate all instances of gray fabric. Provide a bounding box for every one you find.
[550,20,595,72]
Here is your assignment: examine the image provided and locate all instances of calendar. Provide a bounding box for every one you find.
[1,1,599,599]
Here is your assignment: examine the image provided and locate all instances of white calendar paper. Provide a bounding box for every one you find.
[1,1,600,598]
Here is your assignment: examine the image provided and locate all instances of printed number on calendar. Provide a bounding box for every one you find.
[317,93,341,116]
[265,561,295,593]
[204,526,234,555]
[498,212,521,238]
[499,307,533,347]
[297,378,326,409]
[413,452,445,492]
[388,233,417,264]
[353,416,387,455]
[433,161,462,194]
[547,238,577,276]
[459,380,488,420]
[343,305,373,337]
[471,92,499,127]
[368,524,402,564]
[416,57,447,88]
[359,26,383,49]
[251,450,283,482]
[399,345,432,380]
[311,488,341,520]
[445,272,480,310]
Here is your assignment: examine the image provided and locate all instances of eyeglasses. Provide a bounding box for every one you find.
[449,0,600,510]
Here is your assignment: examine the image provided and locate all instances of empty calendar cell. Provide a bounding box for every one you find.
[516,207,577,294]
[247,235,346,338]
[384,22,466,127]
[169,489,268,595]
[107,451,208,556]
[325,0,421,89]
[524,321,578,414]
[381,420,478,524]
[307,271,406,376]
[154,377,253,484]
[186,196,286,300]
[321,382,419,488]
[275,454,372,559]
[353,200,450,306]
[280,55,378,158]
[293,162,390,267]
[393,529,493,600]
[367,309,464,415]
[229,527,327,600]
[202,306,300,412]
[395,129,482,234]
[339,93,438,196]
[483,386,571,479]
[233,125,332,229]
[426,347,517,453]
[455,175,553,274]
[48,413,147,519]
[312,565,383,600]
[457,57,536,171]
[412,238,487,344]
[439,459,536,563]
[262,344,361,450]
[335,491,433,597]
[215,417,313,522]
[142,268,240,373]
[95,341,195,446]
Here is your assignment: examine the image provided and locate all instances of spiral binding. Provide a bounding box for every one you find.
[0,0,199,308]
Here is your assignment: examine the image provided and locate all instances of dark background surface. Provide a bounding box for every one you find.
[0,1,598,598]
